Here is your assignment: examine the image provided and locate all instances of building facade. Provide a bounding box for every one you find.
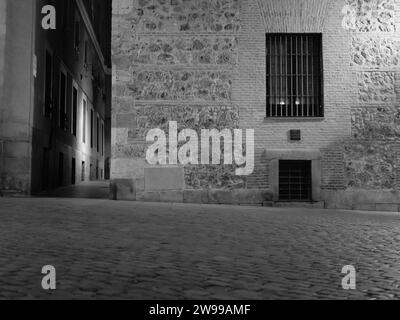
[112,0,400,211]
[0,0,112,195]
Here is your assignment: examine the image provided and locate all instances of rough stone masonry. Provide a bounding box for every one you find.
[111,0,400,211]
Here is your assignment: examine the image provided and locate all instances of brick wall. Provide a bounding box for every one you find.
[236,0,352,191]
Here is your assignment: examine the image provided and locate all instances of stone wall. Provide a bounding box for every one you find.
[0,0,35,195]
[343,0,400,196]
[0,0,6,193]
[0,0,6,105]
[129,0,241,33]
[342,0,396,32]
[350,37,400,67]
[112,0,248,202]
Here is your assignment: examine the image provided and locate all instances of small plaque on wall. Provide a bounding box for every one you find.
[289,130,301,141]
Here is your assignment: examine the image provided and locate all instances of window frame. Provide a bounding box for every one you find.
[82,96,87,144]
[96,115,100,153]
[71,81,78,137]
[58,66,68,129]
[101,121,104,157]
[265,33,324,119]
[90,108,94,149]
[43,47,53,118]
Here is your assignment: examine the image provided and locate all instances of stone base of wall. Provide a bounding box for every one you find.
[110,179,272,205]
[110,179,400,212]
[322,190,400,212]
[0,190,27,198]
[263,201,325,209]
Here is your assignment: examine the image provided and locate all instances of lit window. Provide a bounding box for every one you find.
[72,86,78,136]
[90,109,94,149]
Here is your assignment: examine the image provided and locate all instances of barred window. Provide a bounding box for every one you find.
[266,34,323,118]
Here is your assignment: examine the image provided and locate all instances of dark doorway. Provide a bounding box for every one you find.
[71,158,76,185]
[279,160,312,201]
[42,148,50,190]
[58,152,64,187]
[59,72,67,130]
[81,161,85,182]
[72,87,78,136]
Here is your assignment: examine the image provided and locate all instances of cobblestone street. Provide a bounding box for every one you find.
[0,197,400,300]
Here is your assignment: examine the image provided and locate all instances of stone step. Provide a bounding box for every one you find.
[263,201,325,209]
[0,190,26,198]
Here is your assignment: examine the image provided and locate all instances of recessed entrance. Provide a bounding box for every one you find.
[58,152,64,187]
[71,158,76,185]
[279,160,312,201]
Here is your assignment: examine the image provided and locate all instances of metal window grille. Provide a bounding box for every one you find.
[266,34,323,118]
[279,160,312,202]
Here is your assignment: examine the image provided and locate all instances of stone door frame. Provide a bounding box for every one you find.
[266,149,322,202]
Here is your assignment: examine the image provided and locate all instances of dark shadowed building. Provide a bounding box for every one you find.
[0,0,111,195]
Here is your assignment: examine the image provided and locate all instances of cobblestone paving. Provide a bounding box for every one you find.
[36,181,110,199]
[0,197,400,300]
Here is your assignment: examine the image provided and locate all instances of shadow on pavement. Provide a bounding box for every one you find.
[35,181,110,199]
